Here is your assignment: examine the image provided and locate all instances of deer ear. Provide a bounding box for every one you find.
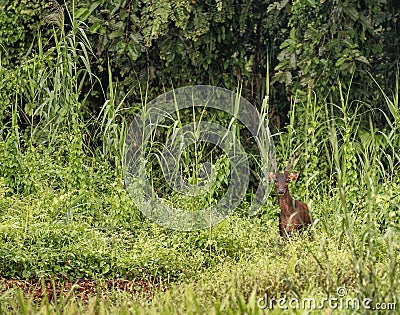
[268,172,275,181]
[288,171,299,181]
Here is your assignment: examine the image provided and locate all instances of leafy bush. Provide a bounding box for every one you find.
[0,0,50,65]
[275,0,399,104]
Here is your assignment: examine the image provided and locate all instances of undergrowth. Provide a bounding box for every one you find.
[0,6,399,315]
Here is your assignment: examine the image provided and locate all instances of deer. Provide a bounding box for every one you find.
[268,156,313,239]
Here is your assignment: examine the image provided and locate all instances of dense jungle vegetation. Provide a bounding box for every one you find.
[0,0,399,313]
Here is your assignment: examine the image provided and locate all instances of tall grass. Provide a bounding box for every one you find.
[0,3,399,314]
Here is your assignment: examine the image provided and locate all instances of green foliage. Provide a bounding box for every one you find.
[43,0,292,108]
[2,0,398,130]
[0,0,50,65]
[275,0,399,103]
[0,2,400,314]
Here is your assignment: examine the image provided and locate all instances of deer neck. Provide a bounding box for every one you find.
[278,190,295,216]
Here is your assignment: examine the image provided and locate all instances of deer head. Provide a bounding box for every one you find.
[268,156,299,195]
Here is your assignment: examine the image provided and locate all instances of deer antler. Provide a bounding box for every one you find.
[284,155,295,174]
[269,151,278,172]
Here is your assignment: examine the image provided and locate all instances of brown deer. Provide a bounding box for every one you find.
[268,156,313,239]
